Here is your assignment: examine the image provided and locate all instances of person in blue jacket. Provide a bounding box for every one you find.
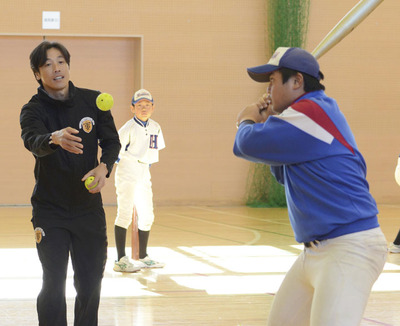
[234,47,387,326]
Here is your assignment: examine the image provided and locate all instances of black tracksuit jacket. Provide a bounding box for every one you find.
[20,81,121,221]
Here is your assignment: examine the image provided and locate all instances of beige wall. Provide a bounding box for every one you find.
[1,0,399,206]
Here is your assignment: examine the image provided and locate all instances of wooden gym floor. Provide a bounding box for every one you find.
[0,205,400,325]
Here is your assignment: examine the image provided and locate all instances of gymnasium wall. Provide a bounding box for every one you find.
[0,0,399,206]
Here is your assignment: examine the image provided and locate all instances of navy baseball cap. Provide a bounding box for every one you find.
[132,89,153,105]
[247,47,321,82]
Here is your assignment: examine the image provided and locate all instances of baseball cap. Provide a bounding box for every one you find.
[247,47,321,82]
[132,89,153,105]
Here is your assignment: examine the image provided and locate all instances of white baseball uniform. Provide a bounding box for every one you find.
[115,116,165,230]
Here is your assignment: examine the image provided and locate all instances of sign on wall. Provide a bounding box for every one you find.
[42,11,60,30]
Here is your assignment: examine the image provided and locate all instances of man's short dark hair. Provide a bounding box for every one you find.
[280,67,325,92]
[29,41,71,86]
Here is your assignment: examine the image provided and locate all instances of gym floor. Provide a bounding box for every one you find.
[0,205,399,325]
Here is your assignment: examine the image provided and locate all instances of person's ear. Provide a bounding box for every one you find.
[293,73,304,90]
[35,73,41,81]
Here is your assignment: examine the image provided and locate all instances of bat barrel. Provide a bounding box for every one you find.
[311,0,384,59]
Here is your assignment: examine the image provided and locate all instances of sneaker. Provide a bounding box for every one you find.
[113,256,141,273]
[389,243,400,253]
[137,256,165,268]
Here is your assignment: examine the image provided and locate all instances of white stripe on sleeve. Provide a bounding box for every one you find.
[277,107,334,144]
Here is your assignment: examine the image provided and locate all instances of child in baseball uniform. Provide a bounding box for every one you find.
[113,89,165,272]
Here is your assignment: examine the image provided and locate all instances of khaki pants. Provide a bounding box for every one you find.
[267,227,387,326]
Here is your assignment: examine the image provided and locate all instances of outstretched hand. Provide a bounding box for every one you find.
[51,127,83,154]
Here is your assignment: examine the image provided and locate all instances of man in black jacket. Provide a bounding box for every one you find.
[20,41,121,326]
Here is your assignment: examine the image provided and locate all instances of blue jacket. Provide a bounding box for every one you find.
[234,90,379,243]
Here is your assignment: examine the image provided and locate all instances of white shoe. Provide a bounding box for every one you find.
[389,243,400,253]
[136,256,165,268]
[113,256,141,272]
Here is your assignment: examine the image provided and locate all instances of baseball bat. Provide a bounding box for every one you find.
[131,206,139,260]
[311,0,384,59]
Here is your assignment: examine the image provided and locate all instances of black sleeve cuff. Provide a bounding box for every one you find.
[236,120,255,129]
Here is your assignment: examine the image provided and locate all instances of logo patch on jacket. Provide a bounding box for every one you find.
[79,117,95,133]
[34,227,45,244]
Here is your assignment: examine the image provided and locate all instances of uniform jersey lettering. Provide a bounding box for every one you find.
[149,135,158,149]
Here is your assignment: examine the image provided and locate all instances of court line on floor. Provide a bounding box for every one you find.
[165,212,261,245]
[188,206,292,226]
[362,317,394,326]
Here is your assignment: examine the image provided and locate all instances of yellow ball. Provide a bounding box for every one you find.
[96,93,114,111]
[84,176,98,190]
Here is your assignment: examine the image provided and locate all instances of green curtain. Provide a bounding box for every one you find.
[246,0,310,208]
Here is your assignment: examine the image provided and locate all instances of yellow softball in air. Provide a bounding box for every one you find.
[96,93,114,111]
[84,176,98,190]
